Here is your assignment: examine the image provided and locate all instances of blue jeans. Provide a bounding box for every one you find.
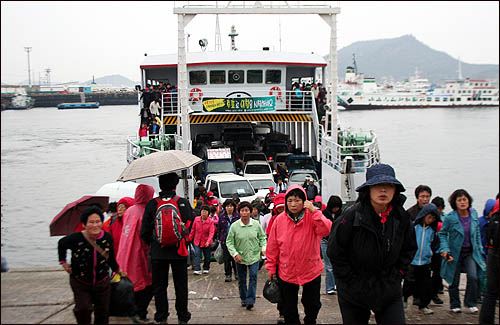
[449,249,479,308]
[235,262,259,304]
[193,245,211,272]
[321,238,336,292]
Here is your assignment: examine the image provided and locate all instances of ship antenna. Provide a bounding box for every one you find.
[352,53,357,74]
[215,6,222,52]
[279,16,282,52]
[228,25,238,51]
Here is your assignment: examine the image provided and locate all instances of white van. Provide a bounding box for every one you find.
[204,173,259,204]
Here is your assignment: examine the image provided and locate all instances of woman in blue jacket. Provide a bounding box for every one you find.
[438,189,486,314]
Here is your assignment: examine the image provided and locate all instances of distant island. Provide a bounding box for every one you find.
[334,34,498,85]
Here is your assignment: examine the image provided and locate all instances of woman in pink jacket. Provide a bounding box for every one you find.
[188,205,216,275]
[266,185,332,324]
[116,184,155,324]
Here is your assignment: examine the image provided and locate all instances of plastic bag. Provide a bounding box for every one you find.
[263,279,282,304]
[109,276,136,317]
[214,243,224,264]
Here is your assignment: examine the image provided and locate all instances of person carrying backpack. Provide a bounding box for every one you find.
[140,173,194,324]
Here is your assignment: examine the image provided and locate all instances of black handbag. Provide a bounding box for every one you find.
[109,276,136,316]
[263,279,282,304]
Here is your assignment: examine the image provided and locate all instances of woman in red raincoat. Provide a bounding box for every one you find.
[104,196,135,255]
[116,185,155,323]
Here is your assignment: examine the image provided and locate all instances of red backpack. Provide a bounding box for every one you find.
[154,196,188,247]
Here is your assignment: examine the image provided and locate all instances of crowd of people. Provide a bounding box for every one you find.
[137,82,178,137]
[58,164,499,324]
[289,82,327,117]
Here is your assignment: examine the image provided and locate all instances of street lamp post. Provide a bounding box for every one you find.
[24,47,32,87]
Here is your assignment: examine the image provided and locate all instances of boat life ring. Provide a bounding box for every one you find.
[189,88,203,102]
[269,86,282,99]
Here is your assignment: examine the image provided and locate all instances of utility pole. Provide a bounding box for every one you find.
[24,47,32,87]
[45,68,51,86]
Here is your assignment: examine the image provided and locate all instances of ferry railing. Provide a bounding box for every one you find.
[158,90,316,116]
[126,133,189,163]
[320,129,380,174]
[309,92,321,157]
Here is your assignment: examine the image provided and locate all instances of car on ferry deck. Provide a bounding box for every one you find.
[246,177,276,201]
[243,160,274,181]
[242,151,268,164]
[272,152,292,171]
[287,169,320,191]
[285,154,317,174]
[204,173,259,204]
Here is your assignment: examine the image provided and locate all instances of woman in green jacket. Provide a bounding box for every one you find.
[438,189,486,314]
[226,201,267,310]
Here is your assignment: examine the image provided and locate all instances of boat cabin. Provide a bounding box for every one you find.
[140,50,326,112]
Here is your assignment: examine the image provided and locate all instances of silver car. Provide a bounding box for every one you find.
[287,169,320,190]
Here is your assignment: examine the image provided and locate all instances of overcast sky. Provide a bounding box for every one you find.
[1,1,498,84]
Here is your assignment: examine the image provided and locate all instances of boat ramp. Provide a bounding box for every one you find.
[1,264,492,324]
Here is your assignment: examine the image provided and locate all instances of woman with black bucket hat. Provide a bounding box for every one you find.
[327,163,417,324]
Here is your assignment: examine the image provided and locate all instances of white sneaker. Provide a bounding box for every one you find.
[419,307,433,315]
[469,306,479,313]
[193,270,202,275]
[203,270,209,274]
[451,307,461,313]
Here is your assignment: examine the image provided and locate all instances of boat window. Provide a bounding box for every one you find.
[229,70,244,84]
[189,71,207,85]
[265,70,281,84]
[210,70,226,84]
[247,70,263,83]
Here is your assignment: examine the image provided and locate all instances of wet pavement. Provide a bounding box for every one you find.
[1,263,496,324]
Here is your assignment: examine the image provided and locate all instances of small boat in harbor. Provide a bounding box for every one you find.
[1,91,35,110]
[57,102,99,109]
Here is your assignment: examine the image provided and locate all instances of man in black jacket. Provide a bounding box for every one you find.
[327,164,417,324]
[140,172,194,324]
[479,198,499,325]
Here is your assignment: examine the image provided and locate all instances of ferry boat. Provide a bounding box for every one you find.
[104,3,381,204]
[338,60,499,109]
[1,90,35,110]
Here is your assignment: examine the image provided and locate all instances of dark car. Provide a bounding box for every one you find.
[285,155,317,174]
[263,140,292,160]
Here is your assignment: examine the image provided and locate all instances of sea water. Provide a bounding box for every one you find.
[1,105,498,268]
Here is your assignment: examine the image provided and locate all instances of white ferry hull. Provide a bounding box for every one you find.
[341,102,499,110]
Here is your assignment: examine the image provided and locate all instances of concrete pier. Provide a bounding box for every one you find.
[1,92,137,108]
[1,264,496,324]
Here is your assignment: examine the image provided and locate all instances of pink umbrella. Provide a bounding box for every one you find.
[50,195,109,236]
